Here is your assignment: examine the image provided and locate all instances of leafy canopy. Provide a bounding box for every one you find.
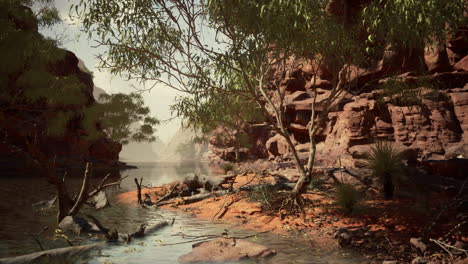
[362,0,466,49]
[84,93,159,145]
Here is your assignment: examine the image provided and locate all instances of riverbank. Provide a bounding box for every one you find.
[117,166,467,264]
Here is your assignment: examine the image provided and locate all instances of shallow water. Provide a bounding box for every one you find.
[0,162,365,263]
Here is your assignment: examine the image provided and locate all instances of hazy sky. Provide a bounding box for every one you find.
[40,0,182,142]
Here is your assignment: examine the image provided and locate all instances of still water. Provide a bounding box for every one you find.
[0,162,364,263]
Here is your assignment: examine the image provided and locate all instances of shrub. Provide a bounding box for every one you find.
[365,141,403,199]
[221,163,235,173]
[308,175,325,191]
[335,183,360,214]
[248,185,280,211]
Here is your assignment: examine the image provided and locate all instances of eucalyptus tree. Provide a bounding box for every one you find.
[75,0,466,205]
[84,93,159,145]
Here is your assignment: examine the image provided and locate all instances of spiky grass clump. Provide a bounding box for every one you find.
[335,183,360,214]
[365,141,403,199]
[365,141,402,179]
[248,185,276,210]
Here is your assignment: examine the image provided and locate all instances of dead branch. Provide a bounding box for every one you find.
[155,183,180,206]
[85,214,117,241]
[68,163,92,216]
[212,194,232,222]
[443,219,468,241]
[181,190,229,205]
[0,243,103,264]
[135,177,143,205]
[430,238,468,259]
[138,221,169,236]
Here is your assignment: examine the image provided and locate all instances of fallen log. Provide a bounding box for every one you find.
[132,221,169,238]
[156,182,294,207]
[0,243,104,264]
[32,196,57,211]
[85,213,169,242]
[181,190,229,205]
[154,183,180,206]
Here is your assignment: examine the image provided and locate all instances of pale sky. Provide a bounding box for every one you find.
[40,0,182,142]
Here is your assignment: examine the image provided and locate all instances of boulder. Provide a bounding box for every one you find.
[182,173,226,192]
[424,44,452,73]
[454,55,468,71]
[266,134,290,158]
[178,237,276,263]
[58,216,101,235]
[410,237,427,253]
[93,191,110,210]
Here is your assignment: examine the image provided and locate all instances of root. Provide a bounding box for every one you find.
[278,193,307,219]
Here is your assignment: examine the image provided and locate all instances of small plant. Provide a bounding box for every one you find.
[365,141,403,200]
[308,175,325,191]
[377,77,445,108]
[335,183,360,214]
[221,163,235,173]
[248,185,279,211]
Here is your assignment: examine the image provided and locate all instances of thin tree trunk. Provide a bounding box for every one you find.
[292,138,317,196]
[134,177,143,205]
[234,141,239,163]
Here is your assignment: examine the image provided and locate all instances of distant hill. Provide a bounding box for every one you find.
[157,127,209,162]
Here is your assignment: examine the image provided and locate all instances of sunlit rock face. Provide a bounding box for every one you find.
[264,67,467,170]
[207,1,467,172]
[0,4,121,176]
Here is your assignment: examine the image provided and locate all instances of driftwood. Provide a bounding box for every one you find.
[130,221,169,239]
[0,243,104,264]
[85,214,169,242]
[154,183,180,206]
[32,196,57,211]
[181,190,230,205]
[85,214,117,241]
[0,216,171,264]
[156,181,295,207]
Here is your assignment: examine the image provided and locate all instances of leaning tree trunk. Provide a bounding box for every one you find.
[56,187,74,223]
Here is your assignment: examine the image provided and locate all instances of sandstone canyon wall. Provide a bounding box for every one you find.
[209,2,468,173]
[0,4,121,177]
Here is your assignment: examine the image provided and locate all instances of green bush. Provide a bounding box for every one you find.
[365,141,403,199]
[335,183,360,214]
[221,163,235,173]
